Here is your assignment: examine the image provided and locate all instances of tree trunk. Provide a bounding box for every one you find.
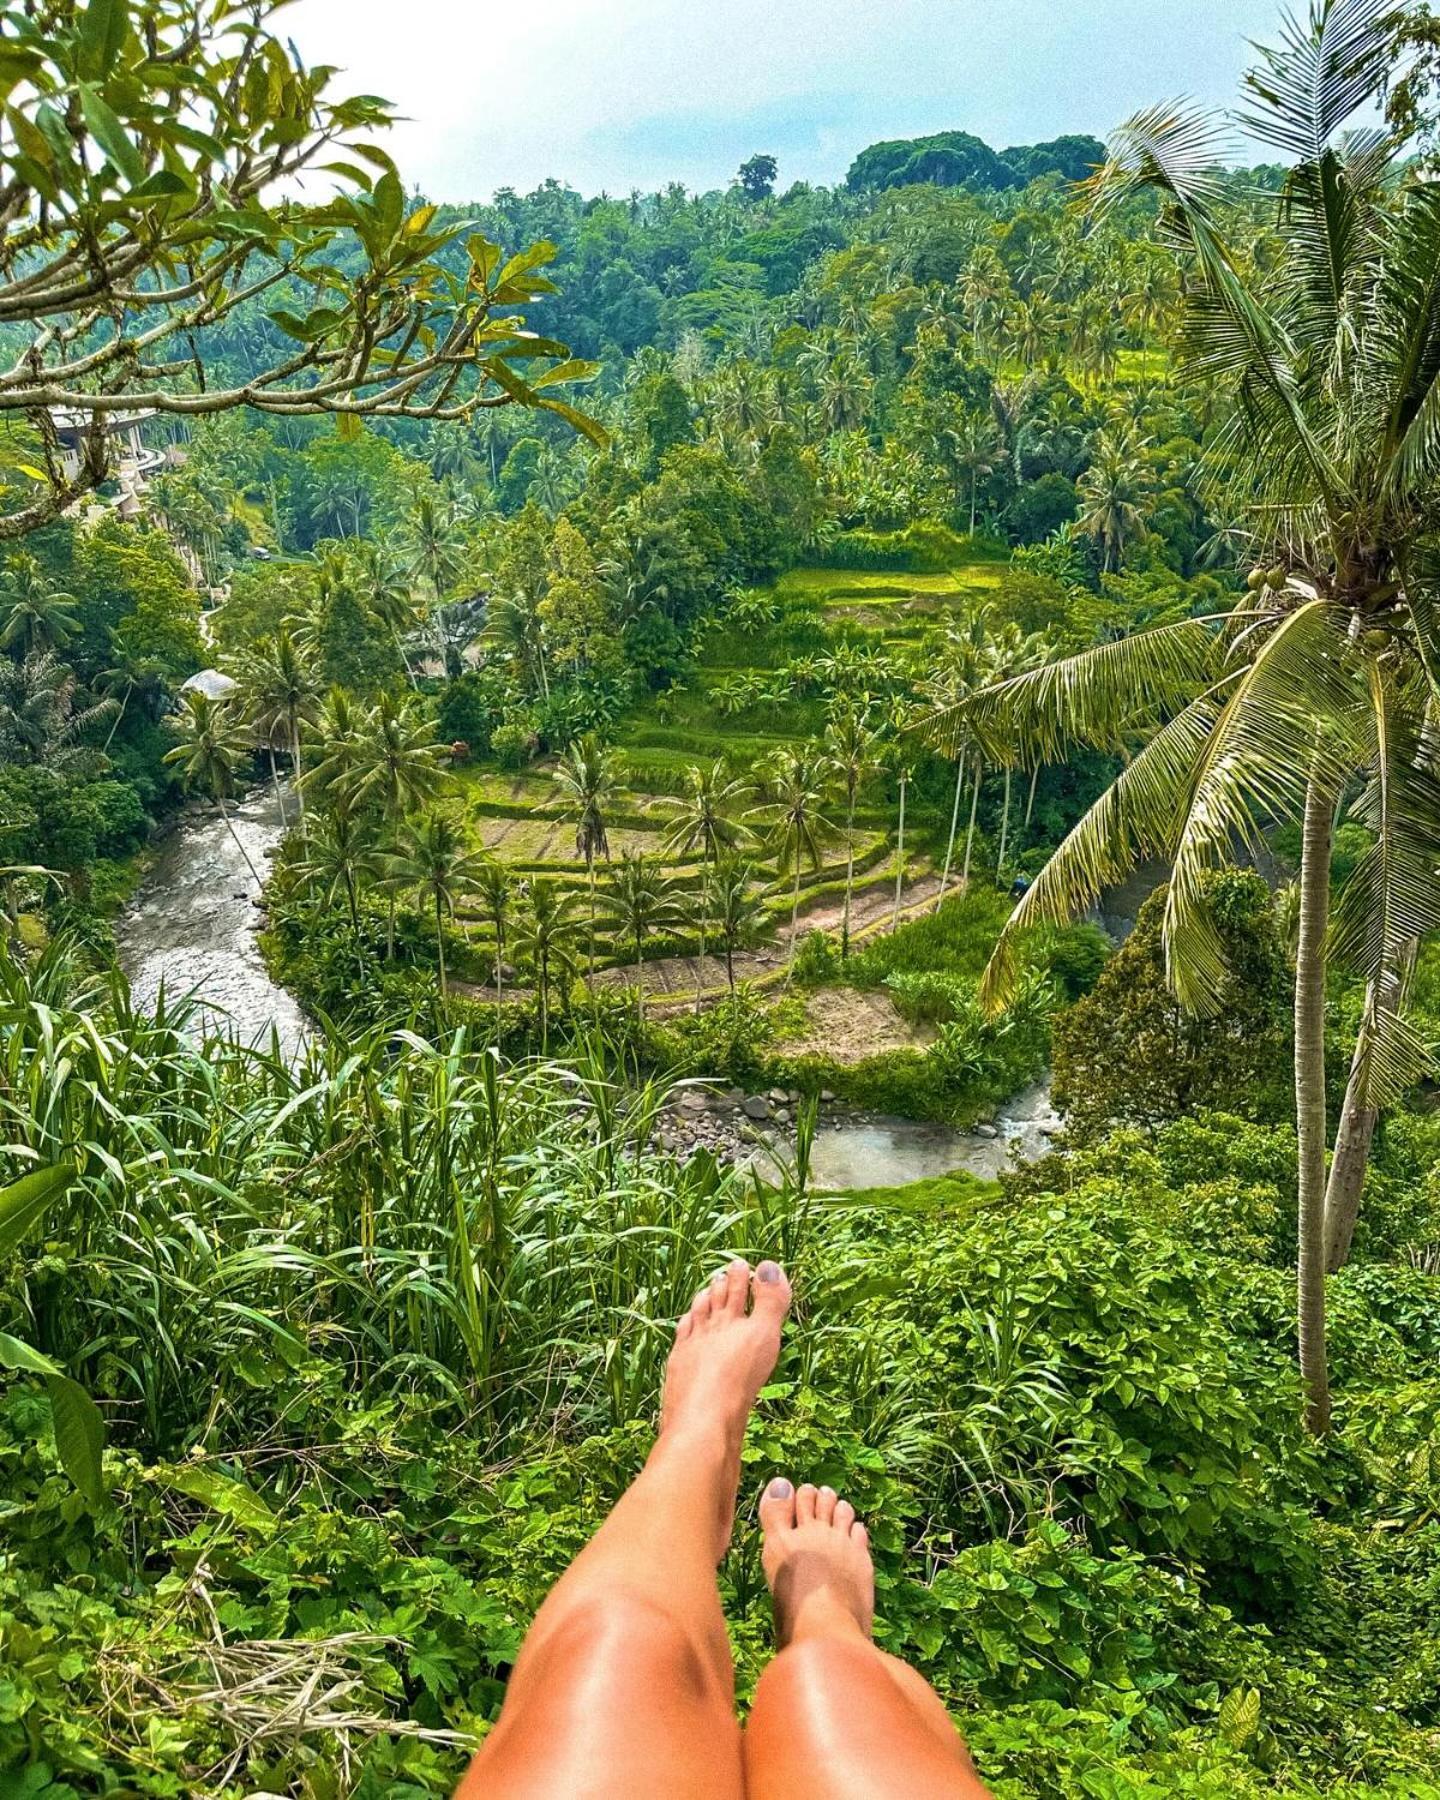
[1324,953,1410,1272]
[726,939,735,993]
[634,931,645,1024]
[695,851,709,1014]
[1295,769,1334,1436]
[969,473,977,537]
[219,797,263,887]
[893,774,907,930]
[841,792,856,958]
[289,719,306,826]
[961,756,981,890]
[538,951,549,1051]
[1024,762,1040,830]
[268,748,289,828]
[494,917,504,1002]
[587,860,596,982]
[997,765,1012,881]
[786,861,802,981]
[435,895,446,993]
[936,757,965,911]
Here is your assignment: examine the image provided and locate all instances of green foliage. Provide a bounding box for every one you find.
[1054,875,1293,1144]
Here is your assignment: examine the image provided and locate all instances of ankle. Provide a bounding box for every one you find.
[779,1585,871,1649]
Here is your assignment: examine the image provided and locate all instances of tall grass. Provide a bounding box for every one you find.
[0,938,803,1462]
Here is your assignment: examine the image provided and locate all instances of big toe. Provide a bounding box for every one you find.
[759,1475,797,1536]
[750,1260,792,1324]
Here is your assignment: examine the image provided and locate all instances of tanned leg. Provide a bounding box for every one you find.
[457,1258,792,1800]
[744,1478,991,1800]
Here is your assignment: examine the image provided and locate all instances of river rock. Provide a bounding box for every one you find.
[743,1094,772,1121]
[775,1107,791,1125]
[678,1089,708,1113]
[767,1087,788,1105]
[973,1122,999,1140]
[820,1089,836,1104]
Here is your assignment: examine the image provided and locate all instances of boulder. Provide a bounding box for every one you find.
[678,1089,709,1113]
[743,1094,772,1121]
[973,1122,1000,1140]
[820,1089,836,1104]
[775,1107,792,1126]
[767,1087,788,1105]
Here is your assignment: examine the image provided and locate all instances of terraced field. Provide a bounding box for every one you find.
[448,558,1004,992]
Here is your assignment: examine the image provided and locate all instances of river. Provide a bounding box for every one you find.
[804,1080,1060,1190]
[115,784,307,1059]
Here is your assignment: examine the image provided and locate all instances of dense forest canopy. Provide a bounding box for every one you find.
[5,0,1440,1795]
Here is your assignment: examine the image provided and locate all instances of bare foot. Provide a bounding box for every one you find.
[759,1478,875,1646]
[659,1259,792,1553]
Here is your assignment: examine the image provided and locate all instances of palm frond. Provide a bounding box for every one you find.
[919,617,1227,763]
[1237,0,1394,163]
[1164,600,1364,1012]
[979,695,1222,1013]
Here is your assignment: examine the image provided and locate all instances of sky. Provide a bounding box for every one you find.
[287,0,1285,203]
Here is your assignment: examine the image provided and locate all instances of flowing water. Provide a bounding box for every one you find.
[804,1080,1060,1190]
[115,784,307,1058]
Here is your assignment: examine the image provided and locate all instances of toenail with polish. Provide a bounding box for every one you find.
[757,1261,781,1283]
[767,1477,793,1499]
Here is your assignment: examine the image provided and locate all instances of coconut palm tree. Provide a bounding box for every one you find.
[163,689,261,886]
[553,734,617,979]
[0,653,114,772]
[0,556,77,658]
[352,541,421,687]
[475,859,514,1000]
[661,761,753,1005]
[388,811,488,993]
[824,703,882,958]
[755,748,837,981]
[709,859,770,993]
[514,880,581,1050]
[597,853,683,1021]
[301,687,371,817]
[947,411,1005,537]
[294,808,379,934]
[338,692,446,957]
[1076,428,1152,572]
[926,607,995,909]
[931,0,1440,1434]
[238,627,318,829]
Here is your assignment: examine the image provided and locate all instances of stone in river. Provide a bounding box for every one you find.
[774,1107,791,1125]
[820,1089,836,1104]
[973,1122,999,1139]
[767,1087,788,1105]
[743,1094,772,1121]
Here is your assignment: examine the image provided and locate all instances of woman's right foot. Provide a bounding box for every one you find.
[759,1478,875,1646]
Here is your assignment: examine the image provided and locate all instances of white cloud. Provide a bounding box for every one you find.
[287,0,1284,200]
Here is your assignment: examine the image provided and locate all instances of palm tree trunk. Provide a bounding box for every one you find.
[539,951,549,1051]
[893,774,907,930]
[997,766,1012,880]
[435,895,446,993]
[787,861,802,982]
[841,793,856,958]
[961,756,981,890]
[726,938,736,993]
[695,850,709,1014]
[268,748,289,828]
[634,931,645,1024]
[1295,769,1334,1436]
[1324,952,1409,1272]
[936,757,965,911]
[344,870,359,933]
[1024,762,1041,830]
[386,895,396,962]
[494,917,504,1001]
[289,719,305,825]
[969,472,978,537]
[218,796,263,887]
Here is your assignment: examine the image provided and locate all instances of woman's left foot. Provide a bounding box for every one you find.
[659,1258,792,1554]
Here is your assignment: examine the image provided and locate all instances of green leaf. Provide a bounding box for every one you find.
[46,1376,104,1508]
[0,1329,61,1378]
[0,1163,75,1256]
[159,1464,275,1533]
[78,0,128,79]
[1218,1684,1261,1749]
[79,84,144,186]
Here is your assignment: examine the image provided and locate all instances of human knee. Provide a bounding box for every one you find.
[757,1633,869,1707]
[534,1586,716,1696]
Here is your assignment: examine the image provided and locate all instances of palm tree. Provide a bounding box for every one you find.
[934,0,1440,1434]
[475,859,514,999]
[927,608,995,909]
[755,748,836,982]
[0,556,77,658]
[238,627,318,829]
[0,653,115,771]
[553,734,617,979]
[388,811,488,993]
[338,692,446,957]
[294,808,379,933]
[397,493,466,670]
[163,690,261,886]
[514,880,581,1050]
[597,853,683,1021]
[353,541,421,687]
[661,761,753,1005]
[824,703,882,958]
[709,859,770,992]
[1076,428,1152,572]
[301,687,371,816]
[947,412,1005,537]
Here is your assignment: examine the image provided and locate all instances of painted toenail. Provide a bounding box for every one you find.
[757,1261,782,1283]
[766,1477,793,1499]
